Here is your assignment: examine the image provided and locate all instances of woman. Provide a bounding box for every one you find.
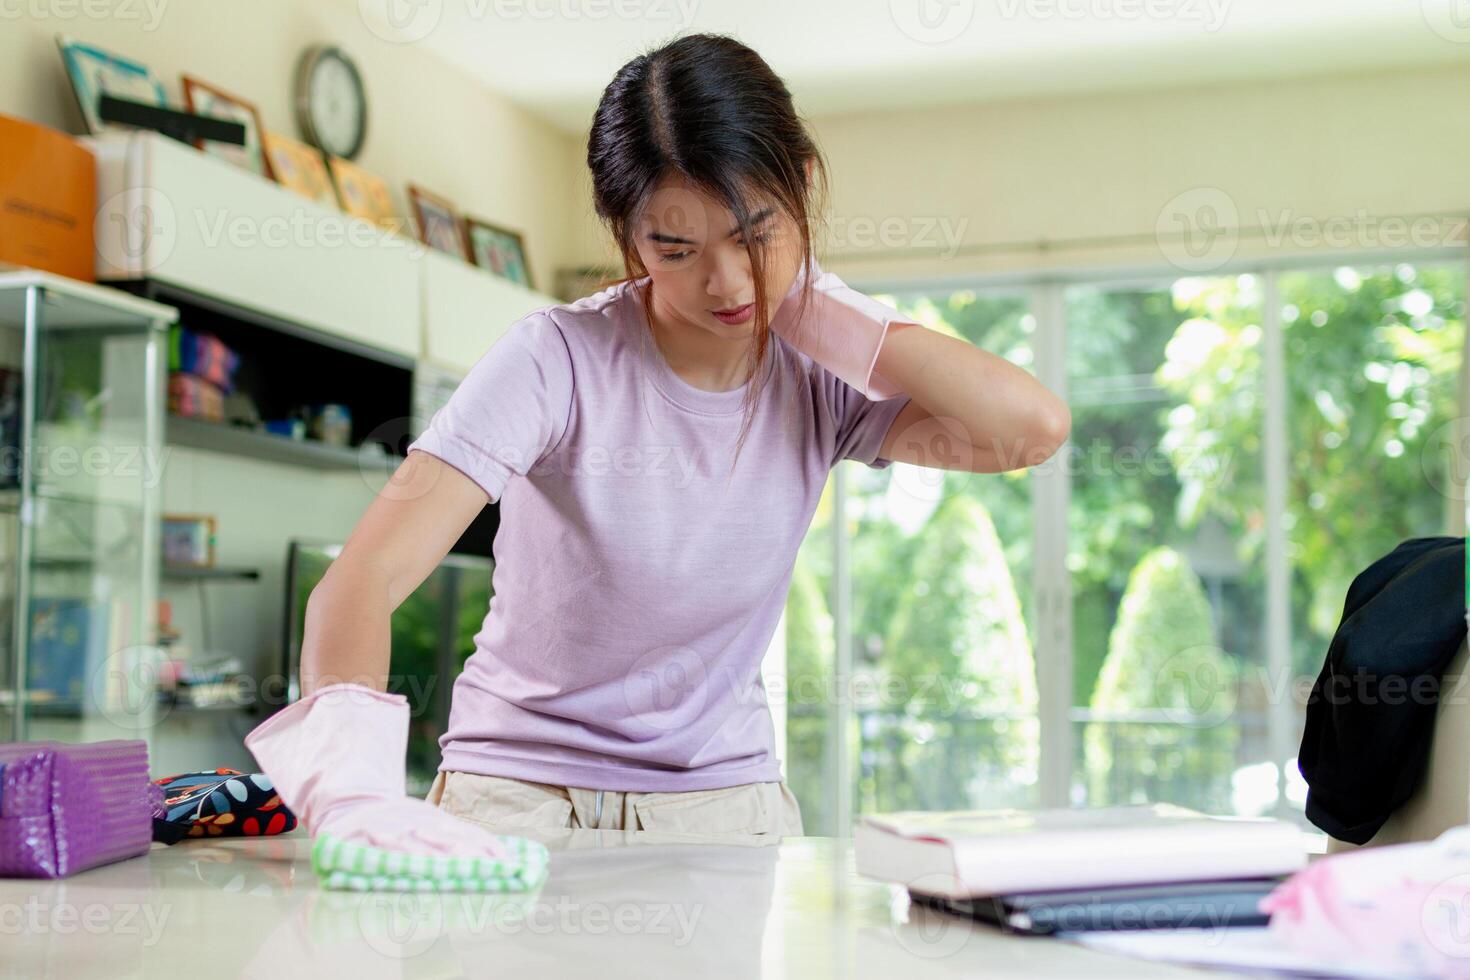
[249,34,1070,846]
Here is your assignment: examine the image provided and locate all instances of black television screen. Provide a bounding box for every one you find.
[281,539,493,794]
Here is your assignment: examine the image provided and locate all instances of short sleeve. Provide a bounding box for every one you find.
[816,362,912,470]
[406,313,573,502]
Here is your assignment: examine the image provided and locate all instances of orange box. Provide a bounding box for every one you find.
[0,112,96,282]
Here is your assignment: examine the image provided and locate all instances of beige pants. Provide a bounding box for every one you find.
[427,769,805,836]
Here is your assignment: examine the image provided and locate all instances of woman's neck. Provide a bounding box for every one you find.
[644,284,755,393]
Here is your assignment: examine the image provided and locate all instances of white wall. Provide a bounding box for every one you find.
[568,61,1470,282]
[0,1,581,290]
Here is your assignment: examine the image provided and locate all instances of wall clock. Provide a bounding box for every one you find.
[294,44,367,161]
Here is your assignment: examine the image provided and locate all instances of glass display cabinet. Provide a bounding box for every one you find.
[0,271,173,744]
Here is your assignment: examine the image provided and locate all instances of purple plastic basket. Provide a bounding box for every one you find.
[0,740,153,878]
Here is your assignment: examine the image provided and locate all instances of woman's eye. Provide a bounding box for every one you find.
[739,231,774,246]
[660,251,691,263]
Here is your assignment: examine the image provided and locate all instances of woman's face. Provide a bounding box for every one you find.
[631,175,804,341]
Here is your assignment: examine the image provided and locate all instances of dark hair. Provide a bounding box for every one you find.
[586,32,830,478]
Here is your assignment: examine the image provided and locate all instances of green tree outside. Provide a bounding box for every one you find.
[874,493,1038,811]
[1085,546,1238,811]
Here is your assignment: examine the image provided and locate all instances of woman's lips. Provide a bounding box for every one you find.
[712,302,754,325]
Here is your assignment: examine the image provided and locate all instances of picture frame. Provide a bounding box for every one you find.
[327,156,400,233]
[407,184,470,261]
[161,513,217,568]
[55,34,168,136]
[464,216,534,289]
[262,130,337,209]
[181,74,272,180]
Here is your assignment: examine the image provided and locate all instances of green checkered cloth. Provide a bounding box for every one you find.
[311,832,551,892]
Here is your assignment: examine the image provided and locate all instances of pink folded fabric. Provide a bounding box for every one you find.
[769,258,912,401]
[1260,825,1470,977]
[243,682,516,859]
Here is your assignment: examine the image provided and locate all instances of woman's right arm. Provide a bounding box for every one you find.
[298,449,490,695]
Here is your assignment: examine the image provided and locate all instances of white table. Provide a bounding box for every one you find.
[0,830,1222,977]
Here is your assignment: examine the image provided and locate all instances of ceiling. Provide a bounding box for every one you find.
[346,0,1470,134]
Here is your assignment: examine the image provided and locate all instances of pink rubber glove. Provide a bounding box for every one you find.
[768,257,911,401]
[1259,825,1470,977]
[243,682,517,859]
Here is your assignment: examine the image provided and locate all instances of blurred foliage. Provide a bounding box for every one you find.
[786,261,1464,821]
[1158,265,1464,675]
[874,493,1038,811]
[1085,546,1237,811]
[784,554,835,833]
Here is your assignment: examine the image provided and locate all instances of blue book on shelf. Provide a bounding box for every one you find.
[26,596,112,707]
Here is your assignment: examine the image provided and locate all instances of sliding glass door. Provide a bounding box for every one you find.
[852,290,1039,817]
[786,251,1466,836]
[782,289,1038,834]
[1064,276,1270,815]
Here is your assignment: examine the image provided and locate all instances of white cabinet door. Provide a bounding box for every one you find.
[88,131,420,358]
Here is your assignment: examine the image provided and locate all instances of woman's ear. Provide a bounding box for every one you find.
[803,157,815,190]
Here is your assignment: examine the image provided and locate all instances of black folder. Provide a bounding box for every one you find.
[910,876,1286,935]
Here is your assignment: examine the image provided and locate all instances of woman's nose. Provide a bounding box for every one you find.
[705,247,751,302]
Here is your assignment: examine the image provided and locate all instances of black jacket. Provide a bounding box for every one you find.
[1299,535,1466,844]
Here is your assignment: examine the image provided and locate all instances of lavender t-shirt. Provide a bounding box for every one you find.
[406,274,912,791]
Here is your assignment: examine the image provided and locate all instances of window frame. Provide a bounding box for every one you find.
[811,244,1470,836]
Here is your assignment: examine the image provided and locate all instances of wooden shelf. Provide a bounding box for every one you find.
[157,693,259,714]
[162,563,260,580]
[165,415,391,471]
